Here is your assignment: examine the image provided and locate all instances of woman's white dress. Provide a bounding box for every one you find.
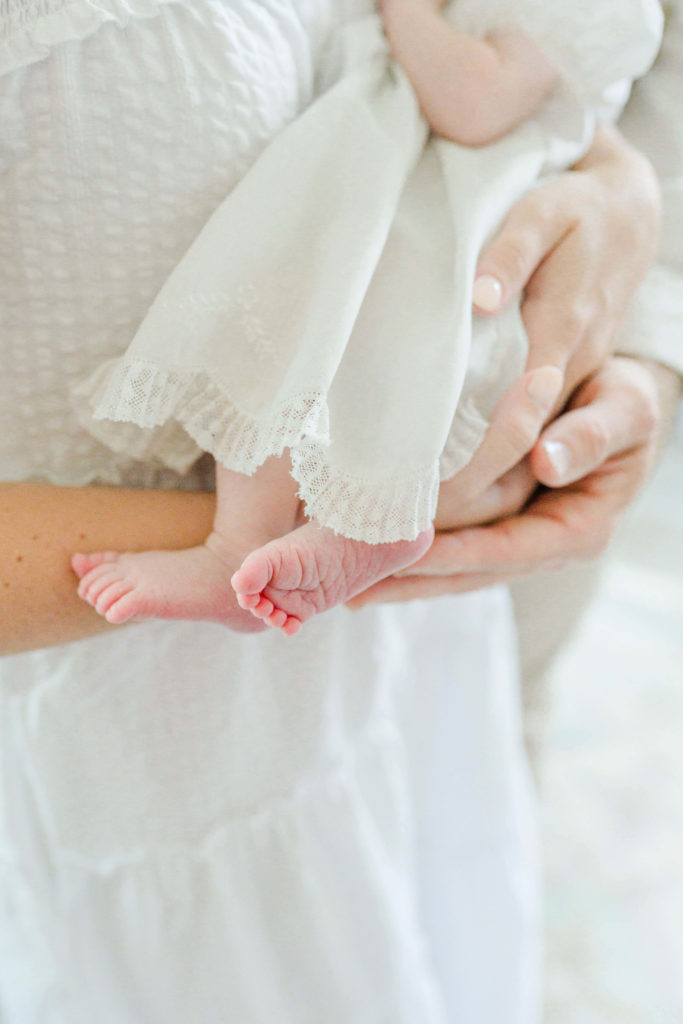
[0,1,657,1021]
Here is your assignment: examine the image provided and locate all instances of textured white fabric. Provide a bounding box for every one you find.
[0,0,327,489]
[0,5,541,1022]
[74,0,662,542]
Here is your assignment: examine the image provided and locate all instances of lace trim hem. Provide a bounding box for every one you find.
[0,0,182,75]
[73,357,439,543]
[292,439,439,544]
[72,357,328,474]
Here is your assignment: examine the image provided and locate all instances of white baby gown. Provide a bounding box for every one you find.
[74,0,663,543]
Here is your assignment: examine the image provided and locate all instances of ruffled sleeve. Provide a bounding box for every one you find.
[0,0,180,75]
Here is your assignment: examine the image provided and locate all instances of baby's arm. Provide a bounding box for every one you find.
[379,0,558,145]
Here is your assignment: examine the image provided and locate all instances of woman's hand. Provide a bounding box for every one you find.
[349,357,680,606]
[348,124,667,608]
[472,124,661,407]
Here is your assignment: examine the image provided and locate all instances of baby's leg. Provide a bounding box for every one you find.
[231,522,434,637]
[72,458,300,627]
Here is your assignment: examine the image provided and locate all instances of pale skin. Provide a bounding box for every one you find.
[3,356,674,655]
[71,0,565,636]
[350,126,678,607]
[72,462,433,637]
[2,122,667,655]
[378,0,558,145]
[350,357,681,607]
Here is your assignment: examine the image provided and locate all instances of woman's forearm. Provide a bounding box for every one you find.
[0,483,215,655]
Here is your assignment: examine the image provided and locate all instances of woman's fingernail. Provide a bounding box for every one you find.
[542,440,572,480]
[472,274,503,312]
[526,366,563,412]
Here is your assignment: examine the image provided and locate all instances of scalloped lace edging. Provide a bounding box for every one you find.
[74,357,441,542]
[292,438,440,544]
[72,357,329,475]
[0,0,182,75]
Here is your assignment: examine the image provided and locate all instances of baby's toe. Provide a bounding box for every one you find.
[282,616,302,637]
[95,580,135,618]
[72,551,119,579]
[79,567,120,604]
[250,596,274,621]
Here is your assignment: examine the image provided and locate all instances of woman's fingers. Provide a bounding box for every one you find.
[472,184,572,316]
[427,362,663,578]
[434,462,536,531]
[359,470,627,599]
[352,358,680,606]
[435,365,562,516]
[473,126,661,407]
[424,488,622,577]
[474,175,612,389]
[347,568,503,607]
[531,357,660,487]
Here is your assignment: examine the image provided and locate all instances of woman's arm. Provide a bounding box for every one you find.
[0,483,215,655]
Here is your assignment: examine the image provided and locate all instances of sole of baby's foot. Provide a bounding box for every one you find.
[72,536,266,631]
[230,523,434,636]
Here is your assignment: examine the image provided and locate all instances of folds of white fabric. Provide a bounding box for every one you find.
[73,13,544,542]
[0,590,537,1024]
[73,3,662,544]
[73,17,430,520]
[0,609,452,1024]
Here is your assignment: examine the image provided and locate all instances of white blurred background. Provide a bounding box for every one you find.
[532,422,683,1022]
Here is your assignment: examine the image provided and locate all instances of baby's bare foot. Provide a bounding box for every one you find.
[230,524,434,636]
[72,533,265,631]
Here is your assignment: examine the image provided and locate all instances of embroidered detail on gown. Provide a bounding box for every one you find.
[72,0,662,543]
